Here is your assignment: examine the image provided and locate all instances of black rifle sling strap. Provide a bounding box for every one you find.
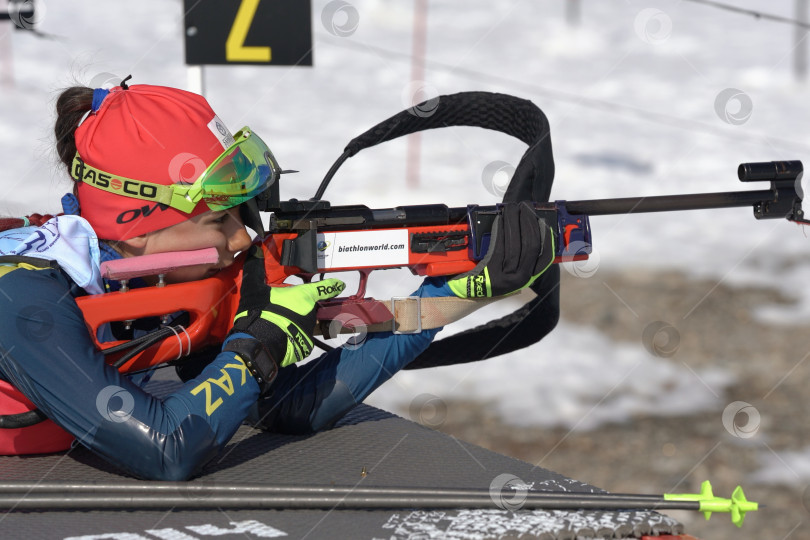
[321,92,559,369]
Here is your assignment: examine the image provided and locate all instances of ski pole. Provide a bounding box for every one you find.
[0,479,757,526]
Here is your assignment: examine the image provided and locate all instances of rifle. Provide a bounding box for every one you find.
[74,92,807,373]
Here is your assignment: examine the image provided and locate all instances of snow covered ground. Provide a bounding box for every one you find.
[1,1,808,444]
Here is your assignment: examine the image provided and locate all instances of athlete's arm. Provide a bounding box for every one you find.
[249,277,450,434]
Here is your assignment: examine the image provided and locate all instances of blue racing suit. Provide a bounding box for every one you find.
[0,203,449,480]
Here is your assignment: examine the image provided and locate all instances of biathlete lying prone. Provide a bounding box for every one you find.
[0,80,553,480]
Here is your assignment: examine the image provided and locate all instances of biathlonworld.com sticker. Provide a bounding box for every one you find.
[317,230,409,270]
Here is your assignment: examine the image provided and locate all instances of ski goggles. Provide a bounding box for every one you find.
[71,127,279,214]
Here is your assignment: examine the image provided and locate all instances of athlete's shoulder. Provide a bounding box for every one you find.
[0,255,72,290]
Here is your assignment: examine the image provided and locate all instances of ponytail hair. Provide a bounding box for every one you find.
[55,86,94,173]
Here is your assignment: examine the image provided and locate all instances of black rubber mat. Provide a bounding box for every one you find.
[0,382,683,539]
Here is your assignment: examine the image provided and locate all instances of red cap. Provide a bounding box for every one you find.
[75,84,235,240]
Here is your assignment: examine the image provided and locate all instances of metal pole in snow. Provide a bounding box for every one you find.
[0,0,14,88]
[566,0,581,27]
[406,0,428,190]
[795,0,808,82]
[187,65,205,96]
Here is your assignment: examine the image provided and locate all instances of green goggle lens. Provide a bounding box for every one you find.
[188,127,279,211]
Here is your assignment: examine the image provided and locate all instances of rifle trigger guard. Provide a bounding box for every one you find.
[350,269,372,300]
[315,269,395,334]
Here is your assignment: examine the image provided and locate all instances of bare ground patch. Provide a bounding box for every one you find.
[428,269,810,540]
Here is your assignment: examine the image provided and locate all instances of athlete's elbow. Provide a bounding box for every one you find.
[125,417,221,481]
[132,445,215,481]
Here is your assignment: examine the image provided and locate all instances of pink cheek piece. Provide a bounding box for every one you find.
[100,247,219,281]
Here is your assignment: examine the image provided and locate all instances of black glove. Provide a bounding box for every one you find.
[448,202,555,298]
[223,245,344,394]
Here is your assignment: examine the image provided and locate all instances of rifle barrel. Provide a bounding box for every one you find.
[563,189,774,216]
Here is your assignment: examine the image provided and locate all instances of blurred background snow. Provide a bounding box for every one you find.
[1,0,808,433]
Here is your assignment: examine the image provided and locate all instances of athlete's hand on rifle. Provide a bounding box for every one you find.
[448,201,555,298]
[223,245,345,394]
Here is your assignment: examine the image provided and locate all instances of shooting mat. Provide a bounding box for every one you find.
[0,380,683,540]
